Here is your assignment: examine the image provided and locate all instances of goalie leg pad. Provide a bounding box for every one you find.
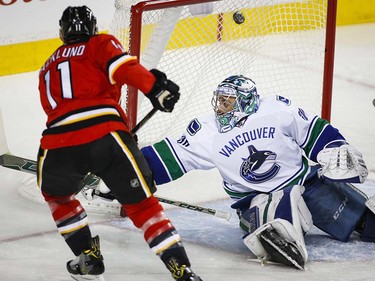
[303,174,367,242]
[274,185,313,235]
[365,195,375,215]
[359,209,375,242]
[242,185,311,267]
[259,224,305,270]
[238,185,312,234]
[242,222,271,261]
[243,219,306,270]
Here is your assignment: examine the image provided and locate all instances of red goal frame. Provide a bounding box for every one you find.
[126,0,337,129]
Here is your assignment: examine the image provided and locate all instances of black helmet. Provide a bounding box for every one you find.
[59,6,97,44]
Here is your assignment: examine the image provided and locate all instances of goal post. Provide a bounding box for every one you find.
[322,0,337,122]
[110,0,337,144]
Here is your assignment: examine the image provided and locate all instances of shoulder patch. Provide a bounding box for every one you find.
[276,95,291,106]
[186,118,202,136]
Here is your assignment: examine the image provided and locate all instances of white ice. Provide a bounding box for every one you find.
[1,23,375,281]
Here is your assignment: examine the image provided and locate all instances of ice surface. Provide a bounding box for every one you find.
[1,23,375,281]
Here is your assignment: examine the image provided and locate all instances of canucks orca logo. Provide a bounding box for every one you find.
[240,145,280,183]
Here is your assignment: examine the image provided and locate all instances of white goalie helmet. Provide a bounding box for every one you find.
[211,75,259,133]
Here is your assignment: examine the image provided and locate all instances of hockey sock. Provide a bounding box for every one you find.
[123,196,175,242]
[123,196,191,273]
[43,192,92,256]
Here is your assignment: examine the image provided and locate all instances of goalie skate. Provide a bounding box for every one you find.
[258,228,305,270]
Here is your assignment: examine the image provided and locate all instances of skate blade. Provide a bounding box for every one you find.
[70,274,105,281]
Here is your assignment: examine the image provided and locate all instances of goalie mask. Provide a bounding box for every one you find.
[212,75,259,133]
[59,6,98,44]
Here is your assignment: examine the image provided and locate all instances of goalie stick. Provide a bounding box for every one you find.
[0,155,231,221]
[0,109,231,221]
[86,176,231,221]
[156,195,231,221]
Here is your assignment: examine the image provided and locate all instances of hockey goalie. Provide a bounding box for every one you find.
[136,75,373,269]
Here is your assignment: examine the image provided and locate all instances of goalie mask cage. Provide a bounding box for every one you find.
[110,0,337,144]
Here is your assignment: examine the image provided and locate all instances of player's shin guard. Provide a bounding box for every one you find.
[43,192,92,255]
[123,196,202,281]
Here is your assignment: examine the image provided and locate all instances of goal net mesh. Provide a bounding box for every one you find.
[110,0,331,144]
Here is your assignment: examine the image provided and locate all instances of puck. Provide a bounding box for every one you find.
[233,11,245,24]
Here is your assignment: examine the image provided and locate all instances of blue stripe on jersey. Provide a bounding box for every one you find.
[141,145,172,185]
[164,137,187,174]
[309,124,346,162]
[301,115,319,148]
[301,117,345,162]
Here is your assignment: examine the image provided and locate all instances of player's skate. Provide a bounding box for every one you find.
[165,257,202,281]
[67,235,105,281]
[259,228,305,270]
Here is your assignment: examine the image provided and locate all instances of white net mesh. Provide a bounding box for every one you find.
[110,0,330,144]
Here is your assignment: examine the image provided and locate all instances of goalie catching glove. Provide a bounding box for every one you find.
[146,69,180,112]
[317,140,368,183]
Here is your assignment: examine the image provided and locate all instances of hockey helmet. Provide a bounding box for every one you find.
[59,6,97,44]
[211,75,259,133]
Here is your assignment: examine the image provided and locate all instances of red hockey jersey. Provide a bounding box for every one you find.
[38,34,155,149]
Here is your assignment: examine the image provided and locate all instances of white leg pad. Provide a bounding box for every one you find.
[243,223,272,260]
[243,218,308,263]
[242,185,312,263]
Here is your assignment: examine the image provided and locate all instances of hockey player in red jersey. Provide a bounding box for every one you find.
[37,6,202,281]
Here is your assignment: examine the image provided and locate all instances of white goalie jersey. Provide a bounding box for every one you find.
[141,95,362,200]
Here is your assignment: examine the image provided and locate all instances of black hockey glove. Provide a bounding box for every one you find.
[146,69,180,112]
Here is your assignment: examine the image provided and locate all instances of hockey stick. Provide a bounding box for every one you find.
[82,172,231,220]
[0,155,231,221]
[156,195,231,221]
[131,107,158,135]
[0,110,231,221]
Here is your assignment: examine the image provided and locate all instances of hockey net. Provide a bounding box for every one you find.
[110,0,337,144]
